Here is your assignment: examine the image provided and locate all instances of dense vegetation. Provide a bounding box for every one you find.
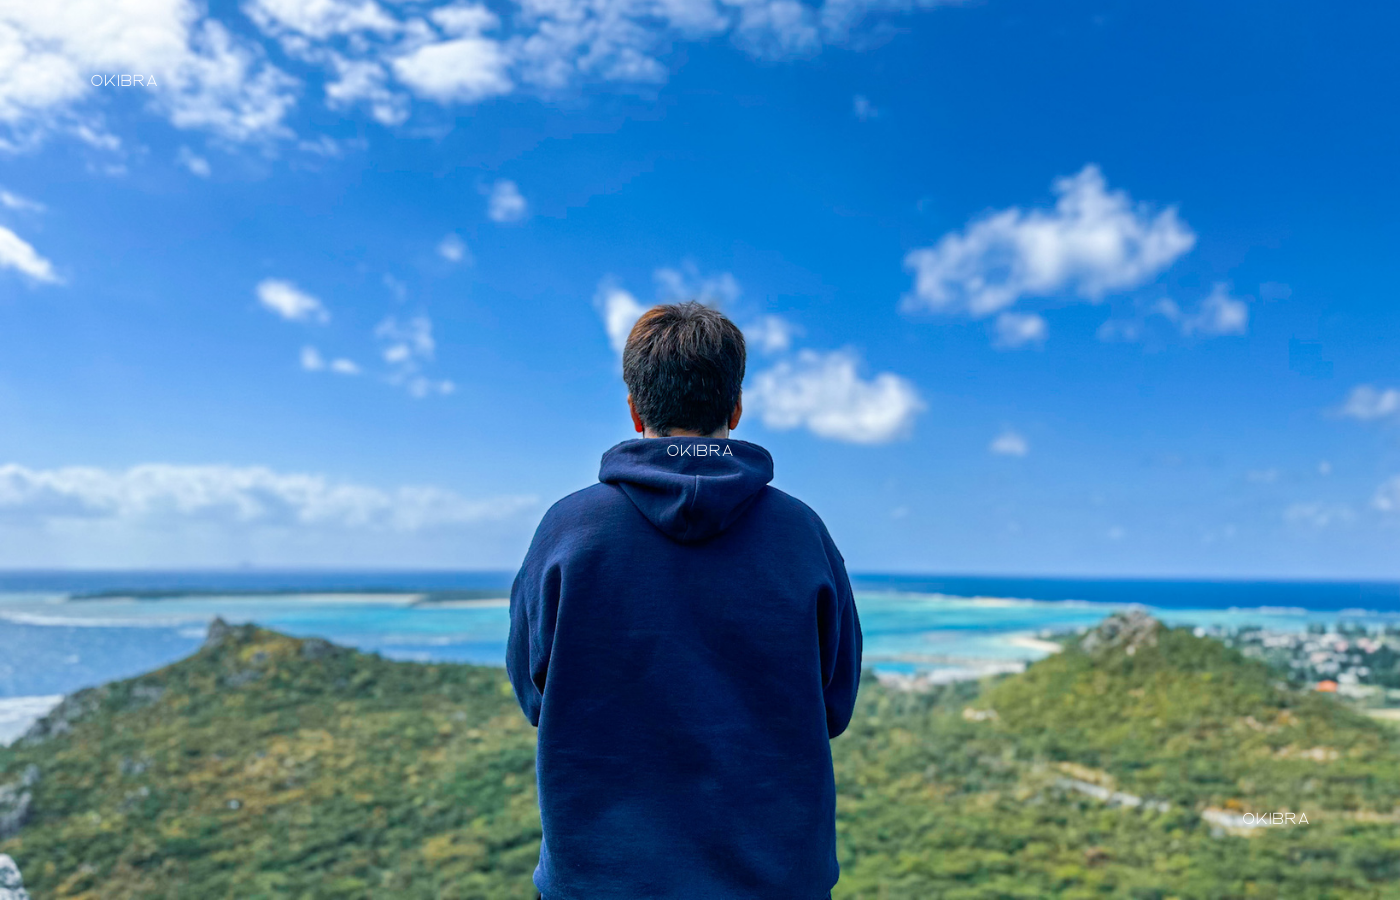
[3,614,1399,898]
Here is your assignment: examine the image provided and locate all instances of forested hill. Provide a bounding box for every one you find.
[3,613,1399,899]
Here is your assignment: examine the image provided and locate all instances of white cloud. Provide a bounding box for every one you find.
[1095,318,1141,343]
[989,429,1028,457]
[728,0,821,59]
[1375,477,1400,514]
[594,266,744,356]
[1246,468,1280,484]
[852,93,877,120]
[1338,385,1400,422]
[654,263,740,305]
[0,461,534,531]
[485,179,528,222]
[0,0,298,146]
[1096,285,1253,343]
[1181,283,1248,336]
[993,311,1047,348]
[404,375,455,397]
[244,0,400,40]
[376,315,435,362]
[322,55,408,125]
[392,21,513,104]
[1284,502,1354,529]
[375,315,452,396]
[0,189,44,212]
[903,165,1196,318]
[176,145,211,176]
[0,226,60,283]
[595,282,650,356]
[437,233,471,263]
[256,278,330,323]
[747,349,923,444]
[744,314,798,353]
[301,345,359,374]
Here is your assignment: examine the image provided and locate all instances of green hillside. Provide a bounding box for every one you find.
[3,612,1400,899]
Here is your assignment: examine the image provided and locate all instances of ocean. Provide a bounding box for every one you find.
[2,570,1398,744]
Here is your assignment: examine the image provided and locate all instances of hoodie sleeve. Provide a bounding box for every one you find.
[507,520,562,727]
[818,539,863,739]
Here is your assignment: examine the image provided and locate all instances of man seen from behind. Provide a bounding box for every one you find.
[507,301,864,900]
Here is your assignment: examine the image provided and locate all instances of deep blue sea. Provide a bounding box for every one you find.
[2,570,1398,744]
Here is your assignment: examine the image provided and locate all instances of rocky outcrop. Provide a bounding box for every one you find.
[0,765,38,841]
[16,687,105,747]
[1080,608,1161,657]
[0,855,30,900]
[203,616,257,649]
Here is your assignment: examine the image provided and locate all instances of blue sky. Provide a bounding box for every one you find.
[1,0,1398,577]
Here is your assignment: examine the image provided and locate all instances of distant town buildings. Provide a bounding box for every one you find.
[1193,622,1400,707]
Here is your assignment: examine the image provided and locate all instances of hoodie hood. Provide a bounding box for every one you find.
[599,438,774,543]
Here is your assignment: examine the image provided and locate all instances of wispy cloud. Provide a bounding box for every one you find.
[1181,283,1248,336]
[437,233,471,263]
[993,311,1047,348]
[0,462,534,532]
[256,279,330,323]
[1338,385,1400,422]
[375,315,454,397]
[852,94,878,120]
[0,189,44,212]
[176,146,212,177]
[1097,284,1252,342]
[744,314,799,354]
[1284,502,1354,529]
[989,429,1029,457]
[654,263,740,305]
[1375,477,1400,513]
[301,346,360,375]
[747,349,924,444]
[485,179,528,223]
[0,226,60,283]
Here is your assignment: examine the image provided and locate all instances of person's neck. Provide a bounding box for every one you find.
[643,427,729,439]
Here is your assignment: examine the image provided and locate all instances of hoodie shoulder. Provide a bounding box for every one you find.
[531,483,633,545]
[757,486,843,553]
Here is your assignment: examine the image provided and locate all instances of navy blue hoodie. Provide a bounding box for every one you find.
[507,437,863,900]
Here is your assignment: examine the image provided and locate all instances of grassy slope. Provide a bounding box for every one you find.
[2,619,1399,899]
[0,625,541,899]
[833,624,1400,899]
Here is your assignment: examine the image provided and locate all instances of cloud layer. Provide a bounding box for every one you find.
[3,0,970,147]
[0,462,535,531]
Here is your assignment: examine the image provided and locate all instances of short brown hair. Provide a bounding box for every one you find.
[623,302,746,436]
